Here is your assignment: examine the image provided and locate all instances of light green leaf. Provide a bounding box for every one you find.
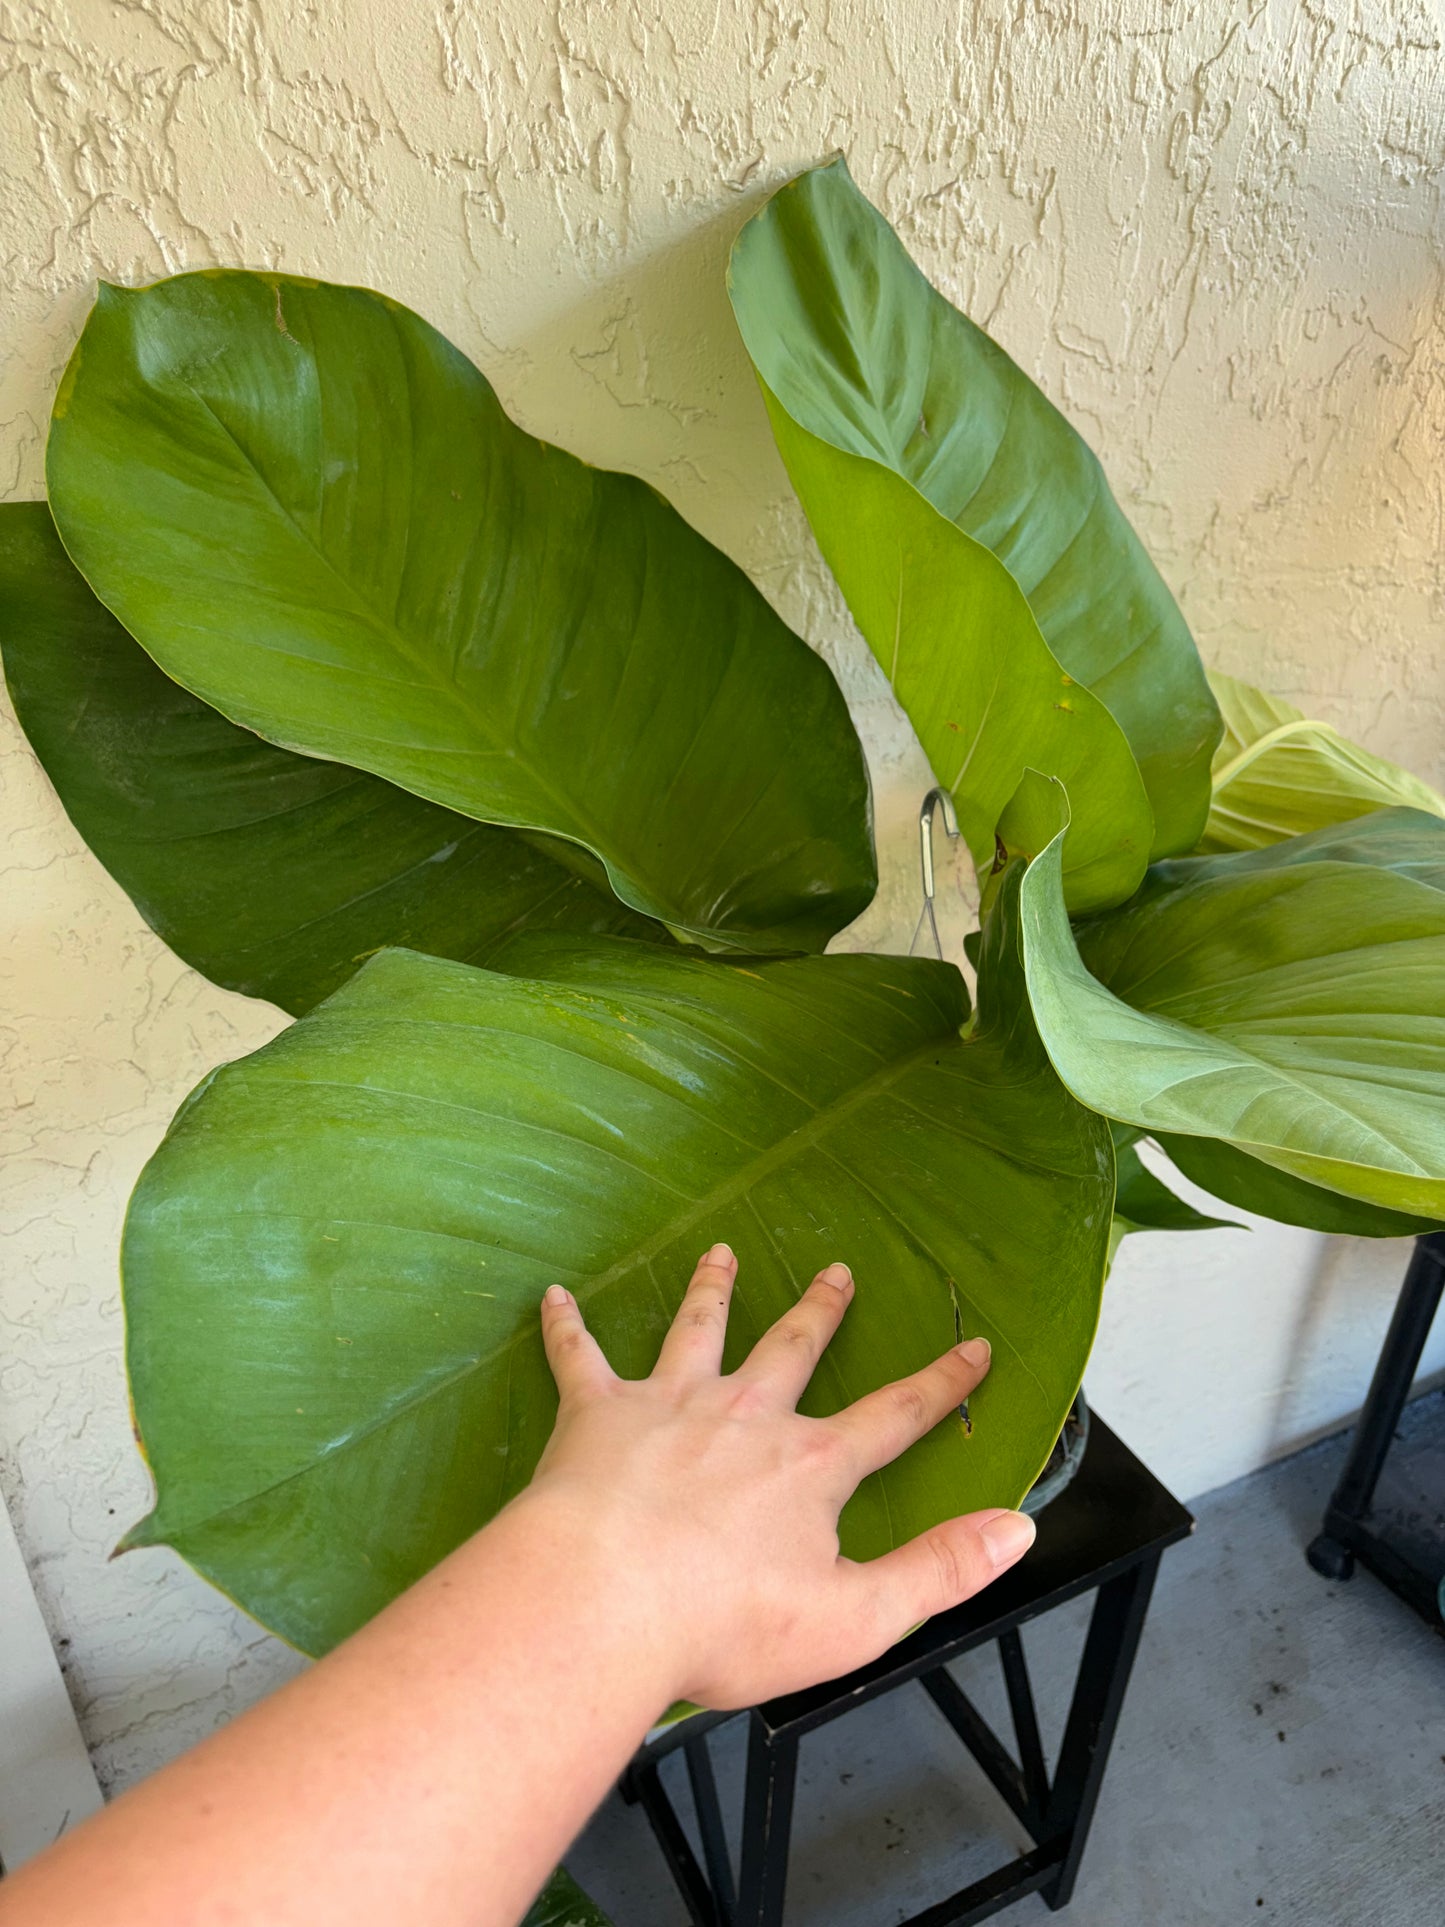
[120,911,1111,1655]
[0,501,664,1015]
[1016,779,1445,1219]
[1154,1134,1440,1240]
[1113,1143,1240,1237]
[729,154,1220,884]
[46,272,876,955]
[523,1869,614,1927]
[739,425,1153,914]
[1203,670,1445,853]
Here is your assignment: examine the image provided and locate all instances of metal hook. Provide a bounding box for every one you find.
[910,786,961,961]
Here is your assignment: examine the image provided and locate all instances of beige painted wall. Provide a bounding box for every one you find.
[2,0,1442,1791]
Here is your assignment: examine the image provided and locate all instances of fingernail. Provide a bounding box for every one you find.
[979,1510,1036,1568]
[957,1336,991,1368]
[702,1242,735,1267]
[819,1262,852,1290]
[542,1284,570,1308]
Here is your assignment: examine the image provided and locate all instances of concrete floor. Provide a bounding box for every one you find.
[568,1396,1445,1926]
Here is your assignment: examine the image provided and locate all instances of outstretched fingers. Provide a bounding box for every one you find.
[733,1262,855,1406]
[829,1337,993,1481]
[539,1284,614,1403]
[652,1243,738,1384]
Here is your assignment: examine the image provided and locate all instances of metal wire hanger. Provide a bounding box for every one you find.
[909,786,961,961]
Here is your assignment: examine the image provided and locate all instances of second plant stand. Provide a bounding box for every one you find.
[1307,1231,1445,1628]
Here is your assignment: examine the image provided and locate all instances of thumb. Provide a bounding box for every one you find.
[855,1507,1036,1641]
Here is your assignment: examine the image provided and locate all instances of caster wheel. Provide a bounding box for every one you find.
[1306,1533,1355,1581]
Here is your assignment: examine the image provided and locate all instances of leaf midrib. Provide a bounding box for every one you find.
[1211,717,1344,789]
[143,1011,966,1542]
[1094,1007,1437,1181]
[169,335,675,925]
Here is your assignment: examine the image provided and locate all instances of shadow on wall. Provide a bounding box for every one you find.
[460,184,785,557]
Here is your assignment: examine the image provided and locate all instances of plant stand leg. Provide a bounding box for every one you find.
[733,1716,799,1927]
[619,1755,723,1927]
[997,1628,1051,1826]
[1307,1231,1445,1584]
[684,1732,738,1922]
[918,1663,1047,1840]
[1040,1555,1161,1911]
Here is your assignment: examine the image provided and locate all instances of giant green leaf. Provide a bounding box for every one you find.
[1154,1132,1440,1239]
[46,272,876,955]
[120,909,1111,1655]
[729,155,1220,876]
[1202,670,1445,853]
[0,500,664,1015]
[1016,782,1445,1218]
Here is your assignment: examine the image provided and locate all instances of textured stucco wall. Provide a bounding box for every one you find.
[2,0,1443,1793]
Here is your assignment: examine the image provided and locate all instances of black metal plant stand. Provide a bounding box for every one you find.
[620,1415,1192,1927]
[1306,1230,1445,1628]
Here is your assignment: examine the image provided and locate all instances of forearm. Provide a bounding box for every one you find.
[0,1493,667,1927]
[2,1255,1029,1927]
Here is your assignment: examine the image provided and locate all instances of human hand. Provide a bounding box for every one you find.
[521,1243,1036,1711]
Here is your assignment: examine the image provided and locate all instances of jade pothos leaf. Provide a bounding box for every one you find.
[120,902,1111,1655]
[1155,1134,1441,1240]
[734,422,1153,916]
[46,271,876,955]
[1016,779,1445,1218]
[729,155,1221,896]
[0,501,664,1015]
[1112,1143,1240,1237]
[523,1869,614,1927]
[1202,670,1445,854]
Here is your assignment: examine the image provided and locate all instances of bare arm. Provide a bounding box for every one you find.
[0,1245,1035,1927]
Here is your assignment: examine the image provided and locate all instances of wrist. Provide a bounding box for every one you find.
[483,1482,691,1718]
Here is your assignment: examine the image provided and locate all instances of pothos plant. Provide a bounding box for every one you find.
[5,157,1445,1664]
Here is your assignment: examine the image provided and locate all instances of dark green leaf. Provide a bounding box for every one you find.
[1113,1143,1240,1236]
[47,272,876,955]
[1155,1134,1441,1239]
[1016,780,1445,1218]
[0,500,662,1015]
[523,1869,614,1927]
[121,911,1111,1655]
[729,155,1219,875]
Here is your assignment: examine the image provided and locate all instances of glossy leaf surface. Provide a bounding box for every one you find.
[121,918,1111,1655]
[729,155,1219,873]
[1203,670,1445,853]
[1018,783,1445,1218]
[47,272,875,954]
[0,501,664,1014]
